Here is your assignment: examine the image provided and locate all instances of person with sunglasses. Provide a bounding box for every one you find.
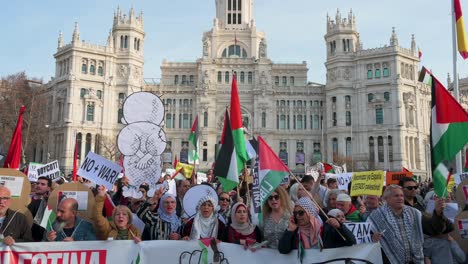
[261,187,291,249]
[218,192,231,224]
[399,177,426,212]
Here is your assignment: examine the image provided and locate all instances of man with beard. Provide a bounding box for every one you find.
[0,186,32,245]
[45,198,96,241]
[28,176,51,241]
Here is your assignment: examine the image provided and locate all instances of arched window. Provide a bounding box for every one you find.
[118,93,125,101]
[279,115,286,129]
[275,76,279,86]
[376,106,383,124]
[120,35,124,48]
[384,92,390,101]
[225,71,230,83]
[182,113,189,129]
[240,72,245,83]
[166,113,172,129]
[313,115,319,130]
[81,63,87,74]
[346,137,352,157]
[97,90,102,99]
[134,38,137,50]
[332,112,337,126]
[90,65,95,75]
[388,136,393,162]
[85,133,92,155]
[80,88,87,98]
[369,137,375,162]
[76,133,82,159]
[124,35,128,48]
[86,104,94,122]
[174,75,179,85]
[345,95,351,105]
[368,93,374,102]
[290,76,295,86]
[118,108,123,123]
[297,115,303,129]
[94,134,101,155]
[203,112,208,127]
[181,75,187,85]
[248,72,253,84]
[221,45,248,58]
[346,111,351,126]
[98,66,103,76]
[217,71,222,83]
[378,136,384,162]
[332,138,338,162]
[137,39,140,51]
[282,76,287,86]
[189,75,194,85]
[262,112,266,128]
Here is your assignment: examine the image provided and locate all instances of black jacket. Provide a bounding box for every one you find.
[1,209,32,242]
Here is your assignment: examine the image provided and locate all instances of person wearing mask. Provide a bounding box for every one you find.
[45,198,96,241]
[138,188,181,241]
[221,202,262,247]
[181,196,225,240]
[0,186,32,245]
[94,186,141,242]
[261,187,291,249]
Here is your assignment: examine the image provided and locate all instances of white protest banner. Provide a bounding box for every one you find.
[334,172,353,191]
[36,160,61,182]
[0,176,24,197]
[27,162,44,182]
[58,191,89,210]
[1,240,139,264]
[344,222,373,244]
[0,240,382,264]
[77,152,122,190]
[196,172,207,184]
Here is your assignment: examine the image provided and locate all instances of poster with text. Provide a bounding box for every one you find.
[57,191,88,210]
[0,176,24,197]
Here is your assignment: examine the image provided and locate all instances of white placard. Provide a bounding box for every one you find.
[426,200,458,223]
[77,152,122,190]
[332,173,353,191]
[344,222,372,244]
[27,162,44,182]
[36,160,61,182]
[0,176,24,197]
[454,173,468,185]
[196,172,207,184]
[167,179,176,196]
[57,191,88,210]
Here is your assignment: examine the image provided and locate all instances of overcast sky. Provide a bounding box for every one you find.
[2,0,468,85]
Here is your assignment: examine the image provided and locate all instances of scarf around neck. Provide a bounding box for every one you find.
[190,197,219,239]
[157,193,181,232]
[230,202,255,236]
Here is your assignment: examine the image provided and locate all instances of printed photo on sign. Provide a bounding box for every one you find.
[27,162,44,182]
[458,219,468,240]
[0,176,24,197]
[57,191,88,210]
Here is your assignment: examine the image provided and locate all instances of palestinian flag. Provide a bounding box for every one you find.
[323,163,335,173]
[257,136,290,206]
[188,115,199,162]
[465,149,468,172]
[418,48,422,59]
[426,68,468,197]
[455,0,468,59]
[230,74,249,173]
[214,110,239,191]
[39,204,57,232]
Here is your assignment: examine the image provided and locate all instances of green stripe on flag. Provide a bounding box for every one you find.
[432,122,468,166]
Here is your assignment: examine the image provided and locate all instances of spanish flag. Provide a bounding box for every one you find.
[455,0,468,59]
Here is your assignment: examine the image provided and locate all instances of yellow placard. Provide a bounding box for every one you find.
[175,162,194,179]
[448,176,456,193]
[350,170,385,196]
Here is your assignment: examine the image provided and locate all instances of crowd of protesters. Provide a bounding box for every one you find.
[0,168,464,264]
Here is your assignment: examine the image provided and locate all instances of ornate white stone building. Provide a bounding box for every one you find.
[41,1,432,178]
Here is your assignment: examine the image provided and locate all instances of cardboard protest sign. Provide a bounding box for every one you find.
[27,162,44,182]
[350,171,385,196]
[344,222,372,244]
[385,171,413,186]
[36,160,61,182]
[77,152,122,190]
[48,182,95,221]
[0,175,24,197]
[57,191,89,210]
[0,169,31,213]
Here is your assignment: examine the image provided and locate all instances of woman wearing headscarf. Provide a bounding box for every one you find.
[221,202,262,246]
[279,197,341,258]
[94,186,141,242]
[181,196,225,240]
[137,188,181,240]
[261,187,292,249]
[322,209,356,248]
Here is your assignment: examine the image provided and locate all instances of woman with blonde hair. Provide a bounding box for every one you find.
[94,186,141,242]
[261,187,292,249]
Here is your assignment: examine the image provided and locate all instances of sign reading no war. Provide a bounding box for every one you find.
[77,152,122,190]
[36,160,61,182]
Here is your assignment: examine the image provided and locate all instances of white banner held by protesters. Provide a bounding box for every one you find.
[36,160,61,182]
[344,222,373,244]
[27,162,44,182]
[77,152,123,190]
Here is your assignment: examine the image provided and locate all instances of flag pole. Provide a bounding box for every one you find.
[452,0,464,174]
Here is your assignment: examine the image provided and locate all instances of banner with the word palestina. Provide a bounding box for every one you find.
[0,240,382,264]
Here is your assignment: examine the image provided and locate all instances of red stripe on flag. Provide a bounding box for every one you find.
[455,0,464,21]
[433,76,468,123]
[230,75,243,130]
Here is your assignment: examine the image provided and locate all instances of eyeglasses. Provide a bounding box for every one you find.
[0,197,11,201]
[404,186,418,190]
[219,198,230,202]
[293,210,305,217]
[268,195,280,201]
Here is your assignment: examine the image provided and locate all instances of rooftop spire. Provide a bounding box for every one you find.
[58,31,63,48]
[72,22,80,43]
[390,27,398,46]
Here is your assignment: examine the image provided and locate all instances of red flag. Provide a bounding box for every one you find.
[3,106,26,169]
[402,167,411,173]
[173,155,179,168]
[323,163,334,173]
[72,137,79,181]
[103,193,115,218]
[418,48,422,59]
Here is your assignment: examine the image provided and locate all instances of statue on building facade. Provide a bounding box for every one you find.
[203,38,211,57]
[259,38,267,58]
